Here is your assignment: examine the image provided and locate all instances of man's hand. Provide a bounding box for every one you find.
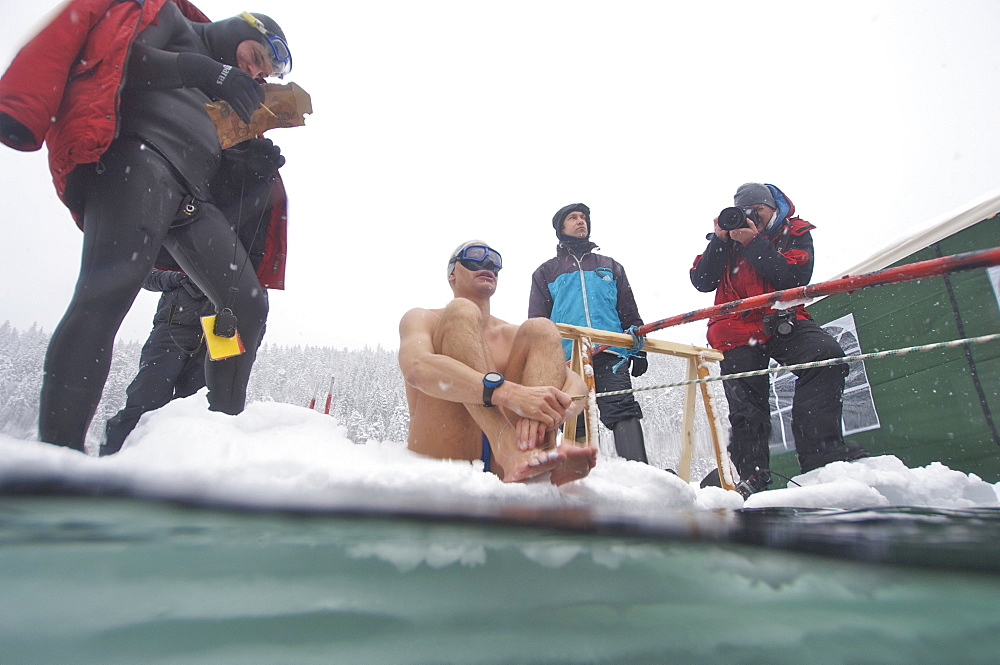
[177,275,204,299]
[492,381,583,451]
[712,215,730,241]
[177,52,264,123]
[223,138,285,179]
[728,225,759,245]
[727,215,762,246]
[630,353,648,377]
[496,382,573,430]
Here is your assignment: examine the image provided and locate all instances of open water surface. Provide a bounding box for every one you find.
[1,492,998,665]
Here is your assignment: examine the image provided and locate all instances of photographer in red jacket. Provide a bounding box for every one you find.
[690,183,868,497]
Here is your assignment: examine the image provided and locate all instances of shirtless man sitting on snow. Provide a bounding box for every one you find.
[398,240,597,486]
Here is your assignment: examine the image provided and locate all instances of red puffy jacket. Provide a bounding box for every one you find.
[0,0,287,289]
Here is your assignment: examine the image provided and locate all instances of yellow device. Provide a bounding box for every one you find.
[201,315,245,360]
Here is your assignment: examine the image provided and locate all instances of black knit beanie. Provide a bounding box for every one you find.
[552,203,591,238]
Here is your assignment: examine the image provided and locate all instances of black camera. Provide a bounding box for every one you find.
[718,206,760,231]
[762,310,796,337]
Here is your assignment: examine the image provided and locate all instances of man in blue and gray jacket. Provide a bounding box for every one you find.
[528,203,650,463]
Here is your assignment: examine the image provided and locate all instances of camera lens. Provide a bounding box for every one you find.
[718,207,746,231]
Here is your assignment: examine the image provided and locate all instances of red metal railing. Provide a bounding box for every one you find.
[594,246,1000,354]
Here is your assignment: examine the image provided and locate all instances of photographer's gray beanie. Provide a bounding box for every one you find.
[734,183,776,209]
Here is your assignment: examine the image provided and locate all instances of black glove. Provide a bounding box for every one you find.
[177,275,204,299]
[223,138,285,180]
[630,353,648,377]
[176,52,264,124]
[0,112,36,150]
[165,271,186,290]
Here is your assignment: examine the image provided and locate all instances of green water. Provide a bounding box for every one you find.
[1,496,998,665]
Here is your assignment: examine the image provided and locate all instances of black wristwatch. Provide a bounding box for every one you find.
[482,372,505,407]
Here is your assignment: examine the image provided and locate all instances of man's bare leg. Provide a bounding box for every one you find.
[498,317,597,485]
[434,301,569,481]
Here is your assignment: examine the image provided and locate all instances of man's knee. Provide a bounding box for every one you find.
[518,317,562,347]
[436,298,482,335]
[790,325,845,361]
[441,298,483,325]
[238,290,269,328]
[433,298,485,350]
[75,262,149,317]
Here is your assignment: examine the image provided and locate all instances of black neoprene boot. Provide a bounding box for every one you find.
[613,418,648,464]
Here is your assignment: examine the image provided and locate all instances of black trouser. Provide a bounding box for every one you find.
[104,322,207,454]
[576,352,643,437]
[720,320,848,479]
[40,139,268,451]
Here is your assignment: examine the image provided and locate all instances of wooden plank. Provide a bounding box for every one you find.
[677,358,698,482]
[696,357,734,490]
[554,323,722,361]
[579,335,598,448]
[563,338,584,445]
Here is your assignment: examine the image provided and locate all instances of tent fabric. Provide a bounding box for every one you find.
[774,191,1000,484]
[825,186,1000,280]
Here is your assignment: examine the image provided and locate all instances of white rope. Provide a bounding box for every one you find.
[595,333,1000,398]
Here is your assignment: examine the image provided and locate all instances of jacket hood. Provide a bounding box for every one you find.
[762,184,796,237]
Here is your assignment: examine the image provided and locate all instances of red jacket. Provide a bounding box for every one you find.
[0,0,287,289]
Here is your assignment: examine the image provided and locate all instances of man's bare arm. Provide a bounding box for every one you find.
[398,308,576,428]
[398,307,491,405]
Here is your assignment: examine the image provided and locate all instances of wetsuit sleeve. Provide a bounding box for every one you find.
[690,235,728,292]
[143,269,185,293]
[528,267,554,319]
[614,262,644,329]
[124,3,191,91]
[741,230,814,289]
[126,2,262,123]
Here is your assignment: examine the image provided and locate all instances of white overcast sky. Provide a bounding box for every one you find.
[2,0,999,351]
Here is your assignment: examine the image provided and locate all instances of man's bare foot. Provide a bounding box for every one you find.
[498,448,564,483]
[549,444,597,486]
[495,440,596,485]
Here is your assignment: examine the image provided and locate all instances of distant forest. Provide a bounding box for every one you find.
[0,322,725,476]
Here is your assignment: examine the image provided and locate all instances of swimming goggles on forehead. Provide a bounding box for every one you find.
[451,244,503,272]
[240,12,292,78]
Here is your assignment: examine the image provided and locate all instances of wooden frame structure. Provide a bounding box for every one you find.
[555,323,735,490]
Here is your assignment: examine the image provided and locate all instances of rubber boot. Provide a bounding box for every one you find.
[102,410,141,457]
[735,469,772,499]
[612,418,648,463]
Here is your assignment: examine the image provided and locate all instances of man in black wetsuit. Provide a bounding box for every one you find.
[36,6,291,452]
